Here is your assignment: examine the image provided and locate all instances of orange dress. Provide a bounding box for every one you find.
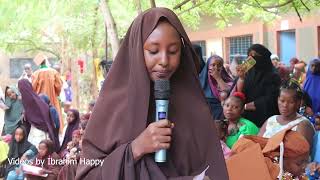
[32,67,63,132]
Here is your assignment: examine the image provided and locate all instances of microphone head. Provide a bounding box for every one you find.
[154,79,170,99]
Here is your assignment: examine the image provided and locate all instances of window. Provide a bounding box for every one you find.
[192,41,207,60]
[229,35,253,62]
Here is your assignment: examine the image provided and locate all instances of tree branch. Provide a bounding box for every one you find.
[150,0,156,8]
[258,0,294,8]
[244,0,294,9]
[25,47,60,59]
[292,1,303,22]
[299,0,311,11]
[178,0,208,16]
[173,0,191,10]
[253,0,279,15]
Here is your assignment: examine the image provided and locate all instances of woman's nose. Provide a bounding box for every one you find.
[159,52,169,67]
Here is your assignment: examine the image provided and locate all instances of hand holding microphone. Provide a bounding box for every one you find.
[131,119,174,162]
[131,80,172,162]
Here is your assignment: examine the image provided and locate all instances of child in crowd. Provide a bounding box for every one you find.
[224,92,259,148]
[214,120,231,159]
[79,120,88,136]
[26,140,62,180]
[59,109,80,154]
[6,127,37,180]
[62,130,81,160]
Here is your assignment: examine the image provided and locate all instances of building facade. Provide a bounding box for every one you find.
[187,11,320,65]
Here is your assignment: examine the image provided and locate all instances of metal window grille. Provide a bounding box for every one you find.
[229,35,253,62]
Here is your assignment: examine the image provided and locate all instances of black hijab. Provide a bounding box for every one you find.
[60,109,80,152]
[243,44,281,127]
[8,126,36,159]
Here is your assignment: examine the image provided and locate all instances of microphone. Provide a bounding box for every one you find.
[154,79,170,163]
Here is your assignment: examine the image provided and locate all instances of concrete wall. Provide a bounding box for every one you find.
[297,27,316,62]
[206,38,223,58]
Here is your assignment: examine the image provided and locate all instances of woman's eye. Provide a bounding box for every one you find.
[169,50,178,55]
[148,50,158,55]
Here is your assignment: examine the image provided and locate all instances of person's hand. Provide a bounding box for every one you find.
[209,66,222,80]
[236,65,246,80]
[40,169,52,174]
[131,119,174,161]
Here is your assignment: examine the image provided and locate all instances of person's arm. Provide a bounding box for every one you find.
[54,72,63,96]
[31,73,39,92]
[215,77,230,92]
[258,120,268,137]
[247,73,281,112]
[297,120,315,149]
[236,78,244,92]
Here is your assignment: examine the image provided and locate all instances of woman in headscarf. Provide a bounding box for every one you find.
[39,94,60,135]
[199,55,233,120]
[6,126,38,180]
[3,86,23,135]
[26,140,62,180]
[59,109,80,154]
[76,8,228,180]
[304,58,320,114]
[238,44,281,127]
[18,79,60,152]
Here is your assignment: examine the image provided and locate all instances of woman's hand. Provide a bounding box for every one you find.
[209,66,222,80]
[131,119,174,162]
[236,65,246,80]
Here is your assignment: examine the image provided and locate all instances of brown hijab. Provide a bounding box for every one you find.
[76,8,228,180]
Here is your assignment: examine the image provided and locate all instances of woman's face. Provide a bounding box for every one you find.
[310,62,320,74]
[67,111,76,124]
[208,59,223,73]
[144,21,181,81]
[72,134,81,144]
[278,90,300,117]
[14,128,24,142]
[38,143,48,158]
[6,88,17,100]
[223,97,243,122]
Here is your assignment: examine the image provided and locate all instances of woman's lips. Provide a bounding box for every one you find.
[154,71,170,79]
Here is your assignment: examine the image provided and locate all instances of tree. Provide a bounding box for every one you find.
[150,0,157,8]
[99,0,120,59]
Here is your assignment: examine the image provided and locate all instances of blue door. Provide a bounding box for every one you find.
[279,31,296,65]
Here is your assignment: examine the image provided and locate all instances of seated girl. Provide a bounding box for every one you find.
[62,130,81,160]
[78,120,88,137]
[6,127,37,180]
[259,80,315,147]
[26,140,62,180]
[224,92,259,148]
